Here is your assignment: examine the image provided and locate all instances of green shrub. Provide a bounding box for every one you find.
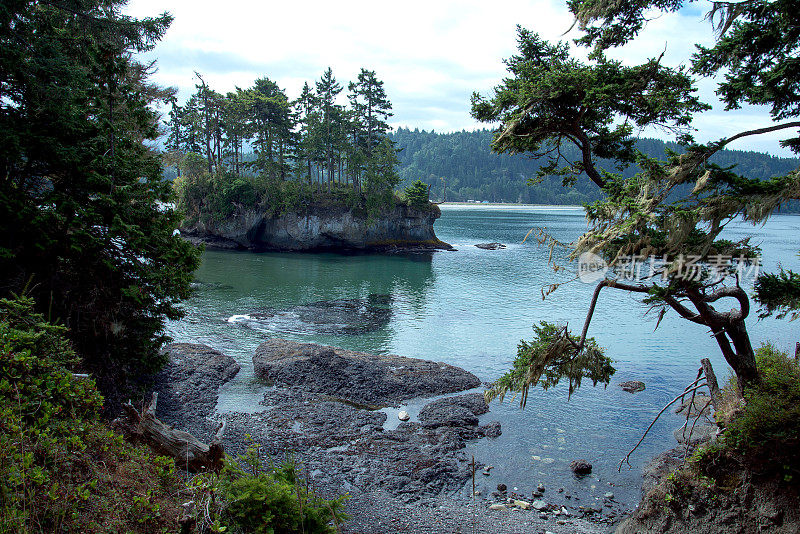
[0,296,184,532]
[717,342,800,481]
[189,438,348,534]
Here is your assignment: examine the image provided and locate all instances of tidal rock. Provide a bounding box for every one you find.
[514,500,531,510]
[533,500,548,511]
[247,295,392,335]
[479,421,502,438]
[475,242,506,250]
[537,483,546,492]
[418,393,488,429]
[570,459,593,475]
[489,504,507,511]
[620,380,646,393]
[497,483,507,492]
[397,410,410,421]
[253,339,481,407]
[152,343,241,423]
[604,492,615,500]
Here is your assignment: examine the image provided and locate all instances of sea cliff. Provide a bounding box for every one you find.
[179,201,452,252]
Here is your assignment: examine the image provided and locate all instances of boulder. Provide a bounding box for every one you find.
[418,393,489,428]
[675,394,713,417]
[570,459,593,475]
[620,380,646,393]
[674,423,717,445]
[475,242,506,250]
[252,339,481,407]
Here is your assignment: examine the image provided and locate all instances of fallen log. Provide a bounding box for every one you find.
[112,392,225,473]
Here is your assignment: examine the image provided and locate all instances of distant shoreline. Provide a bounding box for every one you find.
[438,202,584,209]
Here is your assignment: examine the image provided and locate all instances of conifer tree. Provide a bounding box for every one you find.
[474,2,800,396]
[0,0,200,401]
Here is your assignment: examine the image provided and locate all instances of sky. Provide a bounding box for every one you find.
[125,0,796,157]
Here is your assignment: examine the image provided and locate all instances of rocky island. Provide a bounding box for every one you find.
[179,198,453,252]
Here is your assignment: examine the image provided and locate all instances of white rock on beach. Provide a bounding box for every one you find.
[398,410,410,421]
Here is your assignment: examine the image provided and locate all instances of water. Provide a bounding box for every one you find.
[166,204,799,510]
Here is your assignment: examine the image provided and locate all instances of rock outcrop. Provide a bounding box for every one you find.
[151,343,240,425]
[180,202,452,252]
[252,339,481,407]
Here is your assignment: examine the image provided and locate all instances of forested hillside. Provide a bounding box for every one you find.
[390,128,800,208]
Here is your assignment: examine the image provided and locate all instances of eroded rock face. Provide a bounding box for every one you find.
[151,343,240,424]
[252,339,481,407]
[181,203,452,252]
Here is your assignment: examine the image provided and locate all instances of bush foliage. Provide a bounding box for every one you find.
[188,439,348,534]
[0,297,184,532]
[721,343,800,476]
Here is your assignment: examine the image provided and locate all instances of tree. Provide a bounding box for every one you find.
[349,69,393,160]
[473,3,800,399]
[402,179,431,208]
[0,0,200,402]
[316,68,344,189]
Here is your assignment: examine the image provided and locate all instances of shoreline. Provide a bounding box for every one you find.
[152,340,618,534]
[438,201,584,209]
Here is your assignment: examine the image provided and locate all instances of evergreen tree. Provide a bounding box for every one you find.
[0,0,200,401]
[316,68,344,189]
[348,69,393,160]
[474,2,800,397]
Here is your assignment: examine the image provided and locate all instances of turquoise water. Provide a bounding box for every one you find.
[167,205,800,509]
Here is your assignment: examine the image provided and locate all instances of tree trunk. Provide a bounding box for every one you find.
[112,393,225,473]
[724,319,759,392]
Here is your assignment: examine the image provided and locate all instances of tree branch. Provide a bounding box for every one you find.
[663,295,707,325]
[718,121,800,150]
[702,285,750,321]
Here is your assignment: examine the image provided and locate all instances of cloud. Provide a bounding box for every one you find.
[126,0,796,157]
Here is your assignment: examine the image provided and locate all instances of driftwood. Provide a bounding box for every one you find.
[112,392,225,472]
[700,358,721,409]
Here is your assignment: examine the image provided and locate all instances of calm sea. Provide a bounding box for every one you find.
[166,205,800,509]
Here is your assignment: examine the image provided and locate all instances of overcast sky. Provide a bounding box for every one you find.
[126,0,796,157]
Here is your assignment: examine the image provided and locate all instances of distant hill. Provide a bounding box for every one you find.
[389,128,800,210]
